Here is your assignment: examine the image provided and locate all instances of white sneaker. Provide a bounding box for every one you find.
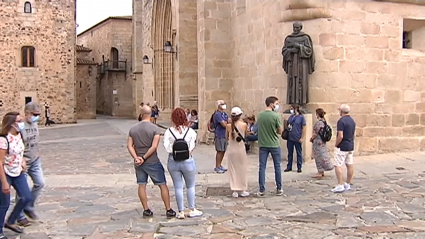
[331,185,345,193]
[344,182,351,191]
[177,211,185,219]
[240,191,250,197]
[189,208,203,218]
[232,191,239,198]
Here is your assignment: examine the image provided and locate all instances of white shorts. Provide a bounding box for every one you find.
[334,147,354,167]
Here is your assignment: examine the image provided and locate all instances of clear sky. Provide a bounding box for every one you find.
[76,0,132,34]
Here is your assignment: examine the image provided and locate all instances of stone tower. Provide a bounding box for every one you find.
[0,0,76,123]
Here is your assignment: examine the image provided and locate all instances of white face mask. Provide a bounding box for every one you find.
[290,109,294,114]
[221,104,227,110]
[273,105,280,111]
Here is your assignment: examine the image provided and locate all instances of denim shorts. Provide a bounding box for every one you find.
[135,162,166,185]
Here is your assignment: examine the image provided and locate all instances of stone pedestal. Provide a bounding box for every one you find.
[280,113,313,164]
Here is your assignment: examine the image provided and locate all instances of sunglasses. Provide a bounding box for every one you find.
[32,113,41,116]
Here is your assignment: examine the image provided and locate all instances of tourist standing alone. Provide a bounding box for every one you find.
[163,108,203,219]
[226,107,249,198]
[127,105,176,218]
[44,103,51,127]
[0,112,33,235]
[332,104,356,193]
[256,96,283,196]
[213,100,229,173]
[284,104,306,173]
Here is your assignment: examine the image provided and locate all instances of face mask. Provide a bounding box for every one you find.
[222,104,227,110]
[273,105,280,111]
[15,122,25,132]
[31,115,40,123]
[290,109,294,114]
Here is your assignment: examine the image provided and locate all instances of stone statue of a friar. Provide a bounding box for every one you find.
[282,22,315,105]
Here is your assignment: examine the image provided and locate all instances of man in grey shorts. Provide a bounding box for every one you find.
[213,100,229,173]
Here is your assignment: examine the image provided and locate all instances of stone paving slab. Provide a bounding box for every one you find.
[6,118,425,239]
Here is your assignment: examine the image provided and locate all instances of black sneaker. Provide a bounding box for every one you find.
[297,169,302,173]
[143,209,153,217]
[284,169,292,172]
[17,218,31,227]
[166,209,176,218]
[0,234,8,239]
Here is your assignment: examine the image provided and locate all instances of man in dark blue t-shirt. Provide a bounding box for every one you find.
[213,100,229,173]
[332,104,356,193]
[284,104,306,173]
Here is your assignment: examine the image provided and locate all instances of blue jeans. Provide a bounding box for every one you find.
[17,157,45,221]
[286,140,303,170]
[167,155,196,212]
[258,147,282,192]
[0,173,32,231]
[135,161,167,185]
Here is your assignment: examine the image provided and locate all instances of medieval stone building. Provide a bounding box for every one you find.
[0,0,76,123]
[75,45,97,119]
[77,16,133,118]
[132,0,425,155]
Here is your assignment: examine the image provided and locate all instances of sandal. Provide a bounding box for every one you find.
[4,223,23,233]
[312,173,324,179]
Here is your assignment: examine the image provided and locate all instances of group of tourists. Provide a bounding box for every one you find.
[0,102,45,238]
[209,96,356,196]
[138,102,159,124]
[127,96,356,219]
[185,109,199,130]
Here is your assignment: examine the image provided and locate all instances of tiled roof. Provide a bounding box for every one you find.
[76,58,97,65]
[76,45,92,52]
[77,16,133,37]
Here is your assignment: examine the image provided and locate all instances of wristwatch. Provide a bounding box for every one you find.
[141,156,146,160]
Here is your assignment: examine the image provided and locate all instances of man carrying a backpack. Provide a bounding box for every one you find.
[127,105,176,218]
[213,100,229,174]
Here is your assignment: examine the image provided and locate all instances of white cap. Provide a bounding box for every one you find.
[231,107,243,116]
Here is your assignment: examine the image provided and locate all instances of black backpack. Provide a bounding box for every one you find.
[318,121,332,142]
[169,128,190,161]
[208,111,216,132]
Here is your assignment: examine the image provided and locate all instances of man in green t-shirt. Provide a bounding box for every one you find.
[256,96,283,197]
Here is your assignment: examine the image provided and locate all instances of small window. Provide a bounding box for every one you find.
[25,97,32,104]
[24,2,32,13]
[21,46,35,67]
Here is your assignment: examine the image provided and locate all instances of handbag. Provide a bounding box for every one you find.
[234,126,250,151]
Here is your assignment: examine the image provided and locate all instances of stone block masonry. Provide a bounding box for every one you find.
[0,0,76,123]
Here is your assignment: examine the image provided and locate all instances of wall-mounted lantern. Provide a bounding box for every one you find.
[88,65,93,76]
[164,41,178,59]
[143,55,152,64]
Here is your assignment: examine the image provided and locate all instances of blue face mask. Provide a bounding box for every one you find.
[31,115,40,123]
[16,122,25,132]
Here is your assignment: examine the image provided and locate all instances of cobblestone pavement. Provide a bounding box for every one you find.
[7,117,425,239]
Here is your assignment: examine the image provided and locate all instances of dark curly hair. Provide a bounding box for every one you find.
[171,108,189,127]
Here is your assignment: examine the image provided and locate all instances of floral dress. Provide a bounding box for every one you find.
[312,120,333,173]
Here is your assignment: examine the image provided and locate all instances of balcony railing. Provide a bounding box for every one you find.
[103,60,127,72]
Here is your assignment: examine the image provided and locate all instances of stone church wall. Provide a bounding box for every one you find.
[229,0,425,155]
[0,0,76,123]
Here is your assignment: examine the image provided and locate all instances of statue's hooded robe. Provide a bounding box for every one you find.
[282,31,315,105]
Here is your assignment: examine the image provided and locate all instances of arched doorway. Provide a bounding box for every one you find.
[152,0,174,110]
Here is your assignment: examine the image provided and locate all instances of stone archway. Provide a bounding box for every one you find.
[152,0,174,110]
